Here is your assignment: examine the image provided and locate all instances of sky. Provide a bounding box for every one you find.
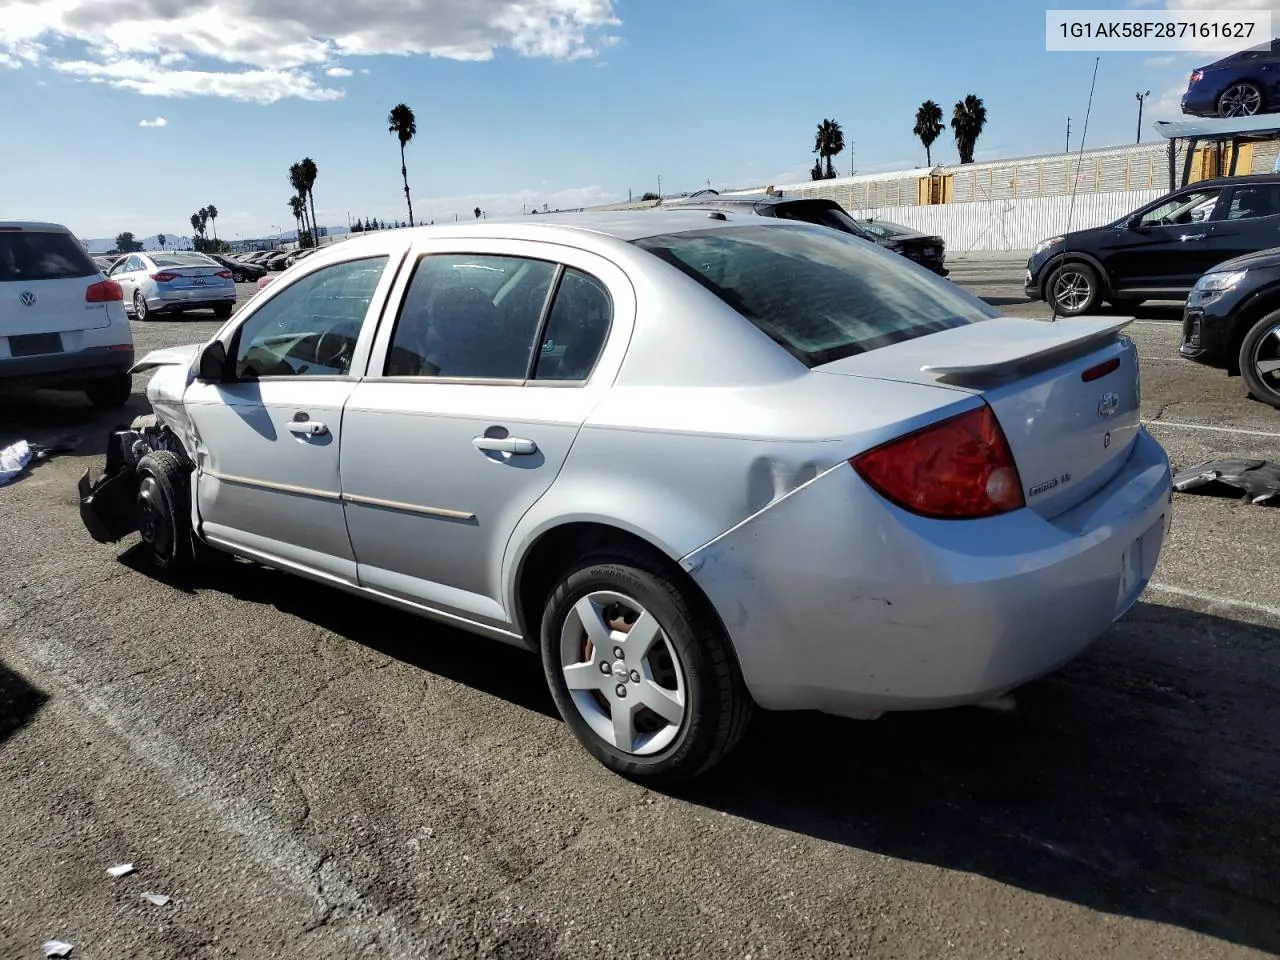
[0,0,1275,241]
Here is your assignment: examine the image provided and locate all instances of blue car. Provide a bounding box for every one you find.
[1182,40,1280,118]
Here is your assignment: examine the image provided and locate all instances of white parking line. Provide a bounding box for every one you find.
[1148,582,1280,620]
[1141,419,1280,438]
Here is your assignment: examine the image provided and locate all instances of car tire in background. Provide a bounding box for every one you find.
[85,373,133,409]
[1238,307,1280,409]
[133,291,149,321]
[539,548,754,784]
[1047,261,1102,316]
[214,304,234,319]
[135,450,192,573]
[1217,82,1264,118]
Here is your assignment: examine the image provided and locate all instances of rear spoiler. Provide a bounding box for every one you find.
[920,315,1131,386]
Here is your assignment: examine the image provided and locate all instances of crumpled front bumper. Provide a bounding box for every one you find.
[78,428,142,544]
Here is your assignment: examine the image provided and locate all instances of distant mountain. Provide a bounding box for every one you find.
[82,226,350,254]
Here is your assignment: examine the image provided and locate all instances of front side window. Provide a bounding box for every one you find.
[1137,188,1221,227]
[233,255,388,379]
[384,254,557,379]
[635,224,997,368]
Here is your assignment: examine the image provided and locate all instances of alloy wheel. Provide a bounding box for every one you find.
[558,590,687,756]
[133,291,148,321]
[1219,84,1263,117]
[1251,321,1280,394]
[1052,270,1093,313]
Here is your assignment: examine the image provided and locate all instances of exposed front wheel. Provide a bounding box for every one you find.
[1239,309,1280,409]
[540,550,753,784]
[135,451,192,572]
[1047,262,1102,317]
[85,373,133,409]
[1218,82,1264,118]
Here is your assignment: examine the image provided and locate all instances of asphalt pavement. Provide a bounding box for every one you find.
[1,263,1277,959]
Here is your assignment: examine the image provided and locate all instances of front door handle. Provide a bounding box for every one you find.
[288,420,329,437]
[472,435,537,455]
[1179,233,1206,241]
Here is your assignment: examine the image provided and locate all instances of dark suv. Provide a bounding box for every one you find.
[1181,39,1280,118]
[1024,175,1280,316]
[660,192,948,276]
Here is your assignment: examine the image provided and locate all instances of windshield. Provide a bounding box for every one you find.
[856,220,918,239]
[0,231,98,282]
[770,201,877,241]
[634,224,997,367]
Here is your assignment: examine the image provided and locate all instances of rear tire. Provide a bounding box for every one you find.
[133,291,149,321]
[135,451,192,573]
[1047,262,1102,317]
[85,373,133,409]
[539,549,754,784]
[213,303,233,319]
[1218,82,1264,118]
[1238,308,1280,410]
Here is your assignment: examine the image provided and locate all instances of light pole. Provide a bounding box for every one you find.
[657,174,662,199]
[1136,91,1151,144]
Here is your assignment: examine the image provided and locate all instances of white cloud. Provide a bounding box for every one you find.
[325,66,353,77]
[0,0,621,102]
[138,115,167,127]
[1145,55,1177,66]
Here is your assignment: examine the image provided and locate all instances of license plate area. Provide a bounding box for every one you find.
[1116,514,1165,616]
[8,332,63,357]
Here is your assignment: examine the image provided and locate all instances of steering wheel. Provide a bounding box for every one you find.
[314,320,362,371]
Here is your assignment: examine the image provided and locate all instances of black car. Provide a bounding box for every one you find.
[853,218,948,276]
[1025,175,1280,316]
[1181,246,1280,408]
[208,253,265,283]
[660,191,949,275]
[1181,39,1280,118]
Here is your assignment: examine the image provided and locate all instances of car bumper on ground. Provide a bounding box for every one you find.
[0,345,134,389]
[682,428,1172,718]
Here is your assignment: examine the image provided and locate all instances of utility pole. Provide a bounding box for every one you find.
[1135,90,1151,144]
[1065,117,1071,153]
[657,174,662,199]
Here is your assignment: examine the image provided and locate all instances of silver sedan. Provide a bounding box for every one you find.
[78,212,1173,783]
[108,251,236,320]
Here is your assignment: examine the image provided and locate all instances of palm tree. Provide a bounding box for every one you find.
[189,212,202,238]
[288,196,307,243]
[289,162,312,243]
[913,100,944,167]
[299,157,319,246]
[206,204,219,241]
[951,94,988,165]
[387,103,417,227]
[813,118,845,179]
[157,233,166,250]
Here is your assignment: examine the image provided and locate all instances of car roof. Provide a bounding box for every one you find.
[0,220,75,233]
[1179,173,1280,189]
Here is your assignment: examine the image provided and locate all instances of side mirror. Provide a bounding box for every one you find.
[197,340,230,383]
[1126,215,1148,233]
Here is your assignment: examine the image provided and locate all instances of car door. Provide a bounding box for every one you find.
[1208,183,1280,267]
[184,248,406,581]
[1103,186,1222,295]
[109,255,143,302]
[339,240,627,629]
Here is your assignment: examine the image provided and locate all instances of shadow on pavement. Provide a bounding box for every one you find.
[679,601,1280,955]
[0,660,49,747]
[0,387,148,455]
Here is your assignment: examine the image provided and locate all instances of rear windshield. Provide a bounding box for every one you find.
[634,224,997,367]
[153,253,216,268]
[0,231,98,282]
[770,200,876,241]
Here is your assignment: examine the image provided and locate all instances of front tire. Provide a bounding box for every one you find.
[1047,262,1102,317]
[539,549,753,784]
[1218,82,1264,118]
[133,291,149,321]
[85,373,133,409]
[1239,309,1280,409]
[135,451,192,573]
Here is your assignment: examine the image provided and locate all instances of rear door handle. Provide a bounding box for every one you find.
[288,420,328,437]
[473,435,537,455]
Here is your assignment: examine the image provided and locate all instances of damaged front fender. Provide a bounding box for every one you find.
[78,417,189,544]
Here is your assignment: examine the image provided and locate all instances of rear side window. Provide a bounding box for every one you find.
[634,224,996,367]
[0,231,98,282]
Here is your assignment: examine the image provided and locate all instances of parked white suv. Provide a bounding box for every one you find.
[0,221,134,407]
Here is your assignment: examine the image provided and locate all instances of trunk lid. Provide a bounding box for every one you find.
[816,316,1142,518]
[149,255,232,291]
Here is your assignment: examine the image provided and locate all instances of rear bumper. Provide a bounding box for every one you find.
[683,429,1172,716]
[147,288,237,311]
[0,345,134,388]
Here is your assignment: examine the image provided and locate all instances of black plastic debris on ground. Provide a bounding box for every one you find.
[1172,459,1280,505]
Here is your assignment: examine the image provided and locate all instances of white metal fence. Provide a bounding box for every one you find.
[849,189,1167,253]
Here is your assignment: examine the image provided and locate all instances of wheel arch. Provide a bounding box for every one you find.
[1041,251,1112,301]
[1225,284,1280,375]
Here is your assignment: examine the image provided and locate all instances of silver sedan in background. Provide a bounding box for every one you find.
[78,212,1173,783]
[108,251,236,320]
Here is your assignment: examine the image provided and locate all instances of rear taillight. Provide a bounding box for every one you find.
[216,270,232,279]
[1190,70,1203,84]
[85,279,123,302]
[850,404,1024,520]
[150,271,179,282]
[1081,356,1121,382]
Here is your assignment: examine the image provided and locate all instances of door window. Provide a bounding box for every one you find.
[384,254,557,379]
[232,255,389,379]
[1137,188,1221,228]
[1225,184,1280,220]
[533,268,613,381]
